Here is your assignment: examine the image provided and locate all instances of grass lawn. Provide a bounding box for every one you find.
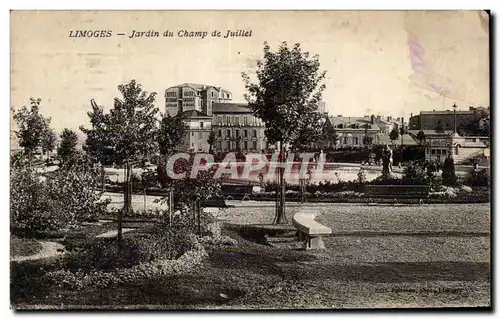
[11,203,491,309]
[10,237,43,257]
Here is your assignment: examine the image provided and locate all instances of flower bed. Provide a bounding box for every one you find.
[46,234,208,290]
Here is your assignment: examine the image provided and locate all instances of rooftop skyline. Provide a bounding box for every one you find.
[10,11,489,132]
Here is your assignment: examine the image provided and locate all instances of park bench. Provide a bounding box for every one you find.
[221,184,254,200]
[292,212,332,250]
[364,185,430,204]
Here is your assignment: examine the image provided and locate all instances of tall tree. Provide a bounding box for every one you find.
[12,97,51,163]
[57,129,78,165]
[158,113,188,156]
[389,128,399,145]
[41,127,57,160]
[80,80,160,241]
[242,41,326,224]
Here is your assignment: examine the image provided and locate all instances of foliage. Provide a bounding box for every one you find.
[46,234,208,290]
[402,159,440,186]
[435,120,445,133]
[12,97,51,156]
[41,127,57,156]
[80,80,160,166]
[441,156,457,186]
[242,41,326,147]
[389,128,399,144]
[10,161,63,234]
[10,154,109,235]
[158,113,188,156]
[57,128,78,165]
[464,168,489,187]
[416,130,426,145]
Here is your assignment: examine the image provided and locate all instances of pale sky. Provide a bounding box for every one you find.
[10,10,489,132]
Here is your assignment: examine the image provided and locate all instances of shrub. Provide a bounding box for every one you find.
[10,155,110,235]
[464,168,489,187]
[46,234,208,290]
[10,165,64,234]
[441,156,458,186]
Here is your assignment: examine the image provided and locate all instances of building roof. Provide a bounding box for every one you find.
[418,110,475,115]
[377,133,418,146]
[213,103,252,114]
[327,116,380,131]
[177,110,211,118]
[169,83,230,93]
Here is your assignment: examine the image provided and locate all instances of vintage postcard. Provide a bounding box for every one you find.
[10,10,490,310]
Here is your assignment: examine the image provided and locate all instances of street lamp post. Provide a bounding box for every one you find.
[452,103,458,135]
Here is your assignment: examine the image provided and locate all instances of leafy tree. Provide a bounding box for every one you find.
[57,129,78,165]
[12,97,51,163]
[158,113,188,156]
[435,120,445,133]
[242,41,326,224]
[80,80,160,241]
[416,130,426,145]
[41,127,57,160]
[80,99,114,165]
[442,156,457,186]
[389,128,399,145]
[207,129,216,153]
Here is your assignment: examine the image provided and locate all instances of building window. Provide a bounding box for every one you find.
[443,149,447,155]
[235,130,240,138]
[217,116,222,124]
[226,130,231,137]
[343,137,348,144]
[243,117,248,125]
[436,149,441,155]
[244,129,248,138]
[191,132,194,137]
[217,130,222,137]
[198,131,203,139]
[211,91,215,98]
[431,149,436,155]
[226,141,231,150]
[200,122,204,129]
[252,141,257,150]
[244,141,248,150]
[252,130,257,137]
[217,141,222,150]
[354,137,359,145]
[226,116,230,125]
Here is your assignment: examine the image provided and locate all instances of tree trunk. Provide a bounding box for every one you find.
[119,162,127,242]
[274,142,286,224]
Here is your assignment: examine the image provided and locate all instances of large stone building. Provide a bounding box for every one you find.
[408,106,489,134]
[423,132,489,164]
[323,116,381,148]
[165,83,266,152]
[212,103,267,152]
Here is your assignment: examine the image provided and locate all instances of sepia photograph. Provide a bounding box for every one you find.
[9,10,491,310]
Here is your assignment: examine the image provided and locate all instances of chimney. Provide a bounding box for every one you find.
[370,114,375,124]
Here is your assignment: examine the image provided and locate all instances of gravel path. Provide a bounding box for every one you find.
[11,241,65,263]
